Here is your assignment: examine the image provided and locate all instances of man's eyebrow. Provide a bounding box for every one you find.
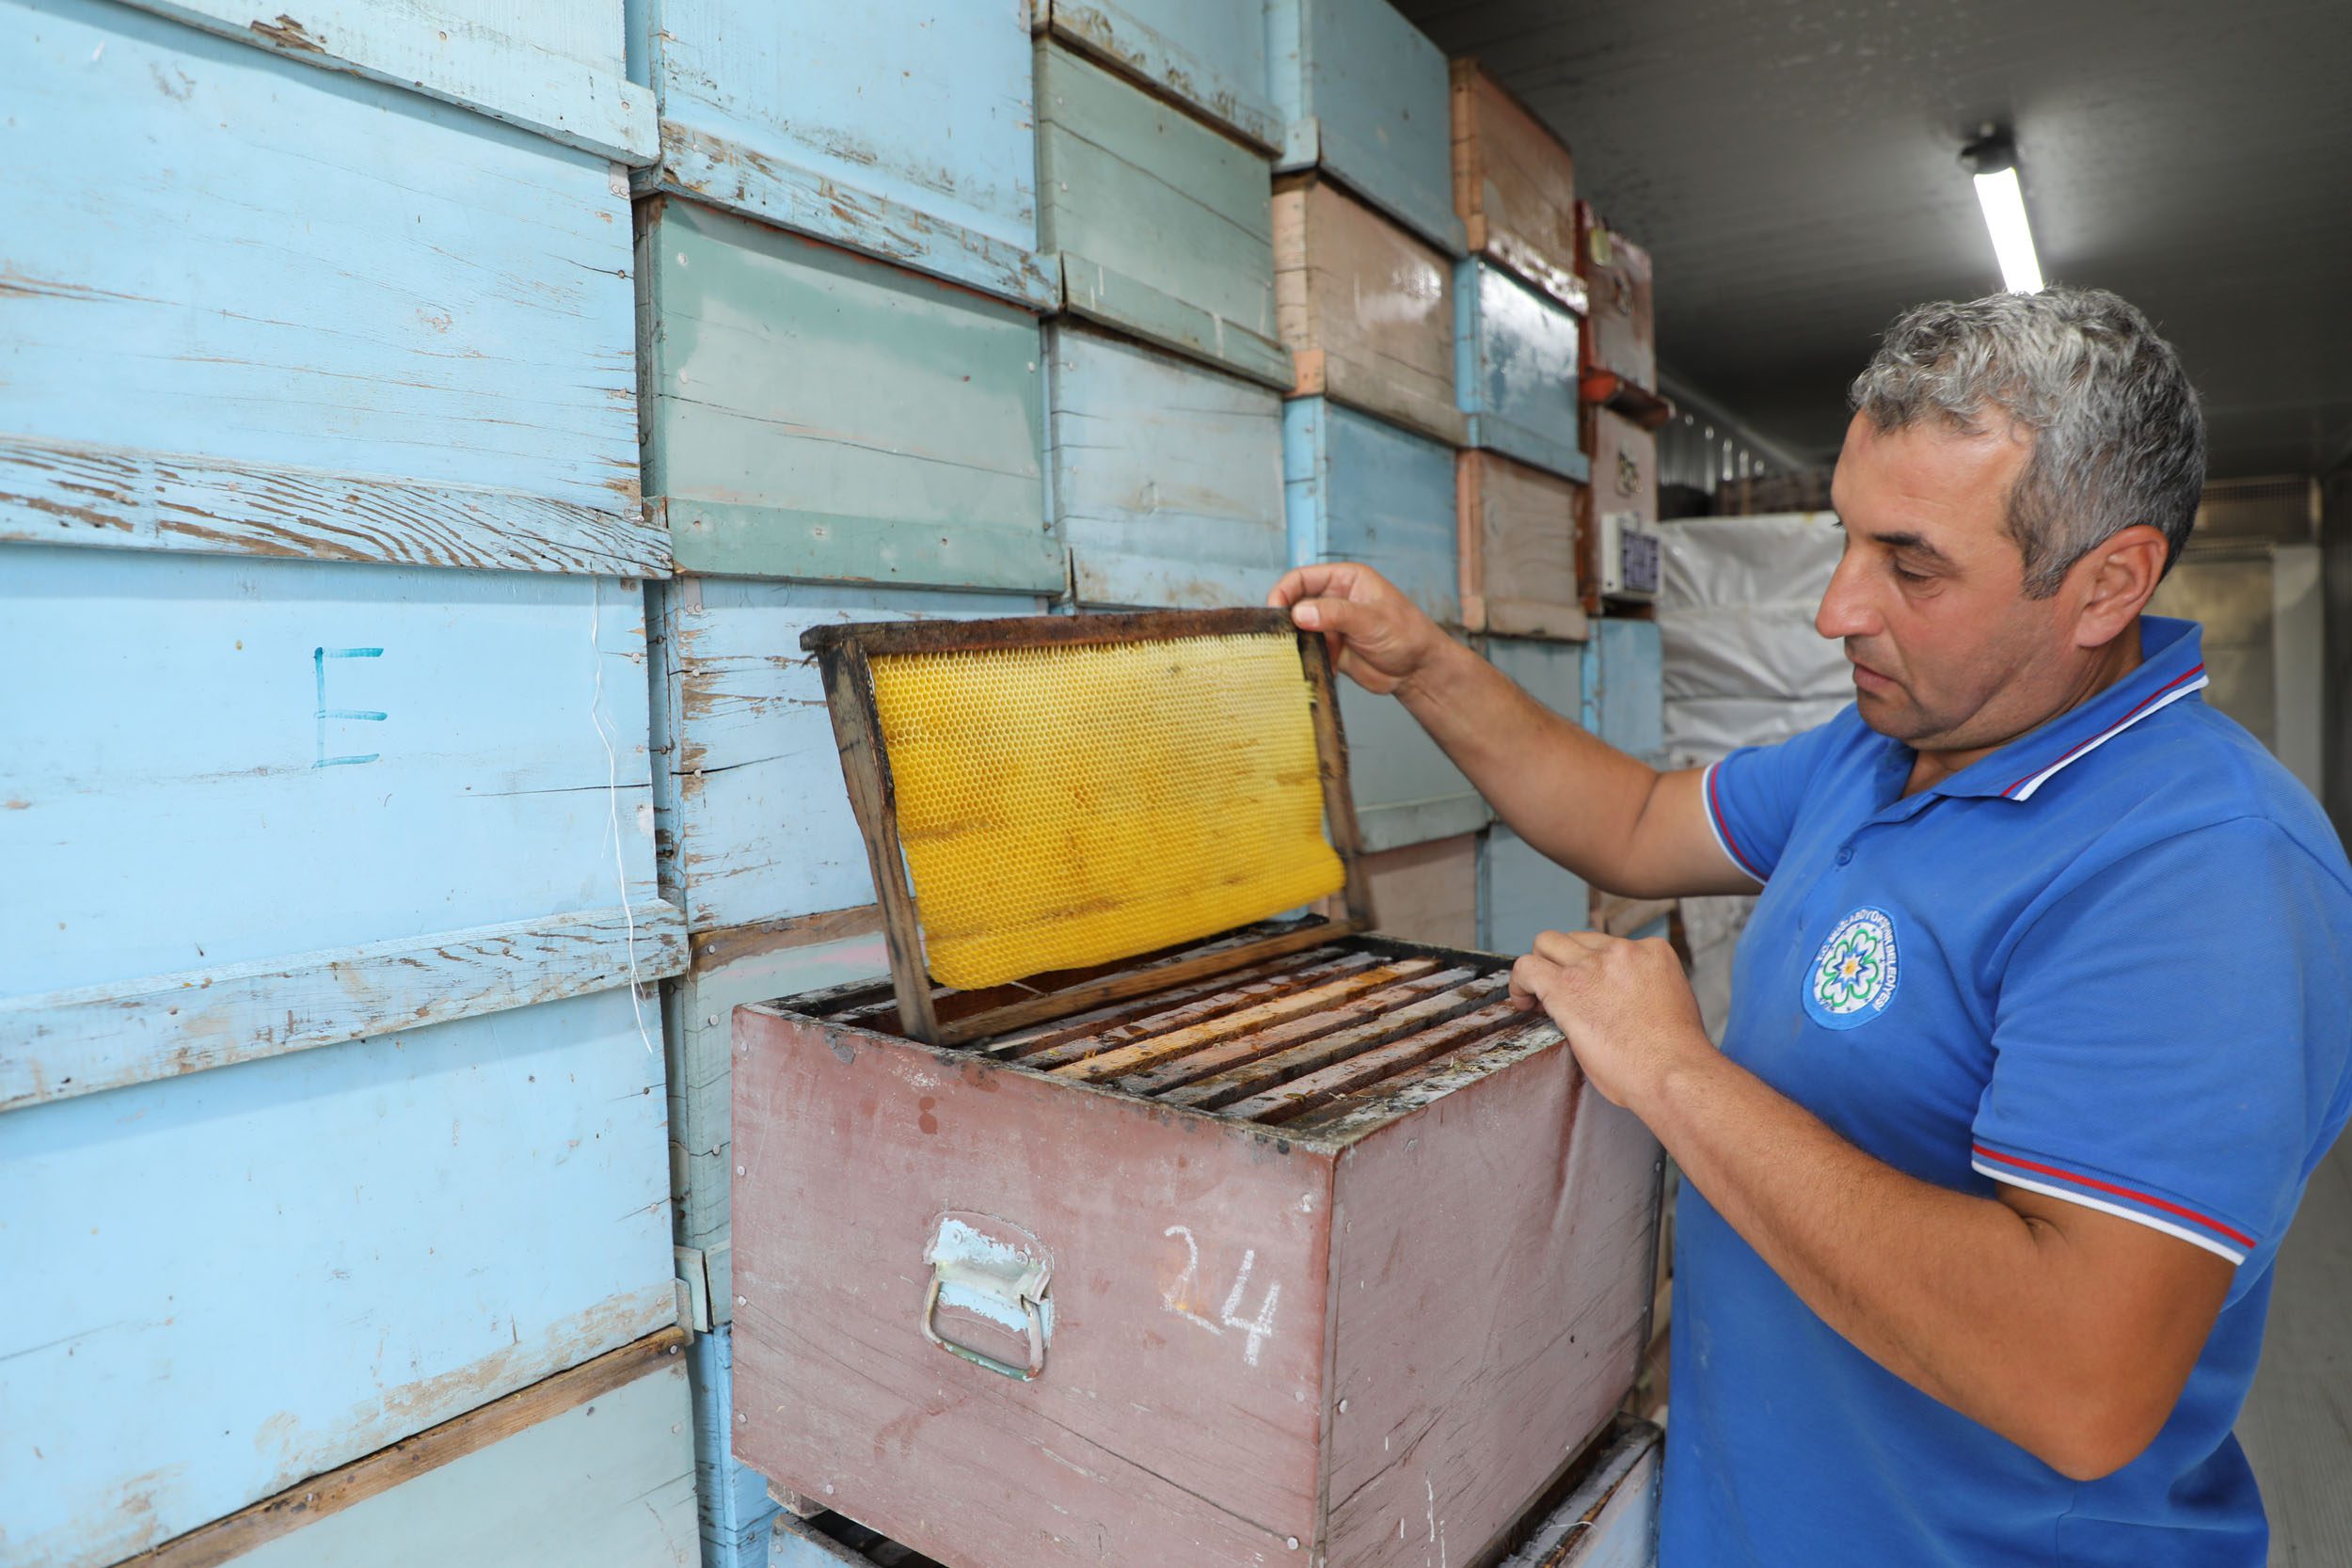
[1867,530,1956,565]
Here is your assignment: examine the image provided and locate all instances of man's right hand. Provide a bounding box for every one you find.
[1265,562,1445,697]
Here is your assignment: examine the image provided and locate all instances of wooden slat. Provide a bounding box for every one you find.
[2,902,687,1114]
[1285,1013,1561,1137]
[1162,973,1506,1110]
[988,949,1359,1064]
[801,606,1292,657]
[2,435,667,577]
[1051,958,1434,1083]
[1040,0,1281,152]
[1216,993,1526,1122]
[118,1330,689,1568]
[1302,633,1375,927]
[689,905,886,974]
[828,920,1325,1035]
[121,0,657,165]
[1123,966,1480,1100]
[934,918,1359,1046]
[812,644,941,1046]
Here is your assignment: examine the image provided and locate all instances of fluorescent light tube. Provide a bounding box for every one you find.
[1972,166,2043,293]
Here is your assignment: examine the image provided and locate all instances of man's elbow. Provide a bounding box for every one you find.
[2022,1396,2172,1482]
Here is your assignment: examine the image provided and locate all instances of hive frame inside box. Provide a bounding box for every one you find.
[800,607,1375,1047]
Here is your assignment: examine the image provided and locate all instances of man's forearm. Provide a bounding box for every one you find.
[1393,636,1667,893]
[1638,1042,2158,1474]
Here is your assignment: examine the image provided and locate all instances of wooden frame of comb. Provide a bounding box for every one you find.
[801,607,1374,1047]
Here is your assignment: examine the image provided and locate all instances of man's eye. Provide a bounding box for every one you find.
[1893,562,1932,584]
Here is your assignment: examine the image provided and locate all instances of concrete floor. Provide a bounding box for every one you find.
[2238,1131,2352,1566]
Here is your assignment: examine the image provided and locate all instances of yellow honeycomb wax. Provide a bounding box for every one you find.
[868,631,1345,990]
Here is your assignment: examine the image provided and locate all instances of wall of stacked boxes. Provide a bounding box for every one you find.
[1,1,1673,1565]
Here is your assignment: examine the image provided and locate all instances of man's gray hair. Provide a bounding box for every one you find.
[1850,286,2205,596]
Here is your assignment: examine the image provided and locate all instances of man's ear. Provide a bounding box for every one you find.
[2070,524,2169,648]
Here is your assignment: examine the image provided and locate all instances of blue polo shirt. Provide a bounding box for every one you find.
[1666,616,2352,1567]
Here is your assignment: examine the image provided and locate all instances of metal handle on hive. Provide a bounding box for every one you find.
[921,1272,1048,1381]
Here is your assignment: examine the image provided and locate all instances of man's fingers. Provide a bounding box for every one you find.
[1531,927,1615,964]
[1267,562,1371,610]
[1509,952,1563,1005]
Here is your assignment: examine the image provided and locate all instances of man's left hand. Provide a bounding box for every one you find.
[1510,929,1715,1113]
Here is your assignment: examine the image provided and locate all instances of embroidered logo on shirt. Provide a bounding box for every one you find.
[1804,907,1900,1029]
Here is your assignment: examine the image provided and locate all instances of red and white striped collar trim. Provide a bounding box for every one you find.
[1999,663,2210,801]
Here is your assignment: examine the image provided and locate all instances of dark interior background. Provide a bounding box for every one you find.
[1397,0,2352,478]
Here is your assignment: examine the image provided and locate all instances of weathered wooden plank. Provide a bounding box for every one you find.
[1460,451,1590,641]
[638,3,1053,308]
[1483,825,1592,954]
[648,580,1043,934]
[1049,963,1430,1085]
[1283,397,1464,627]
[1037,41,1288,387]
[0,546,659,1000]
[1332,674,1491,851]
[1,989,679,1568]
[1154,970,1498,1107]
[1101,963,1468,1100]
[1046,325,1287,610]
[2,901,684,1113]
[638,198,1057,591]
[119,1333,691,1568]
[1,434,665,577]
[1274,176,1468,443]
[1215,993,1526,1122]
[1577,204,1659,394]
[934,917,1358,1046]
[1457,259,1590,481]
[995,950,1367,1068]
[1586,618,1666,762]
[1038,0,1280,150]
[1306,621,1377,926]
[1451,61,1585,312]
[1320,1057,1661,1565]
[119,0,657,164]
[1350,832,1484,946]
[803,605,1293,657]
[8,3,639,522]
[815,643,942,1044]
[1265,0,1464,253]
[666,912,890,1323]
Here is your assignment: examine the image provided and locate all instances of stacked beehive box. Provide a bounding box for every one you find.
[0,2,696,1562]
[1269,0,1481,941]
[628,5,1065,1560]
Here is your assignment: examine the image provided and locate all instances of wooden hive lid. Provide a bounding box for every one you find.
[802,608,1372,1044]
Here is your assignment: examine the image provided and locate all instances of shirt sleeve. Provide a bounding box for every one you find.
[1971,816,2350,1265]
[1699,712,1856,884]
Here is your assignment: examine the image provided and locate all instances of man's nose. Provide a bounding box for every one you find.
[1815,554,1880,641]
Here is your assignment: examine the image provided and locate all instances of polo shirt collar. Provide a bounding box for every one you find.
[1902,616,2211,802]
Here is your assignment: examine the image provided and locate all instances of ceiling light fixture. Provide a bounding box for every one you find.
[1961,127,2043,293]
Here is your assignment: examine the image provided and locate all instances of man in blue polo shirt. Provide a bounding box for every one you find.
[1270,286,2352,1565]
